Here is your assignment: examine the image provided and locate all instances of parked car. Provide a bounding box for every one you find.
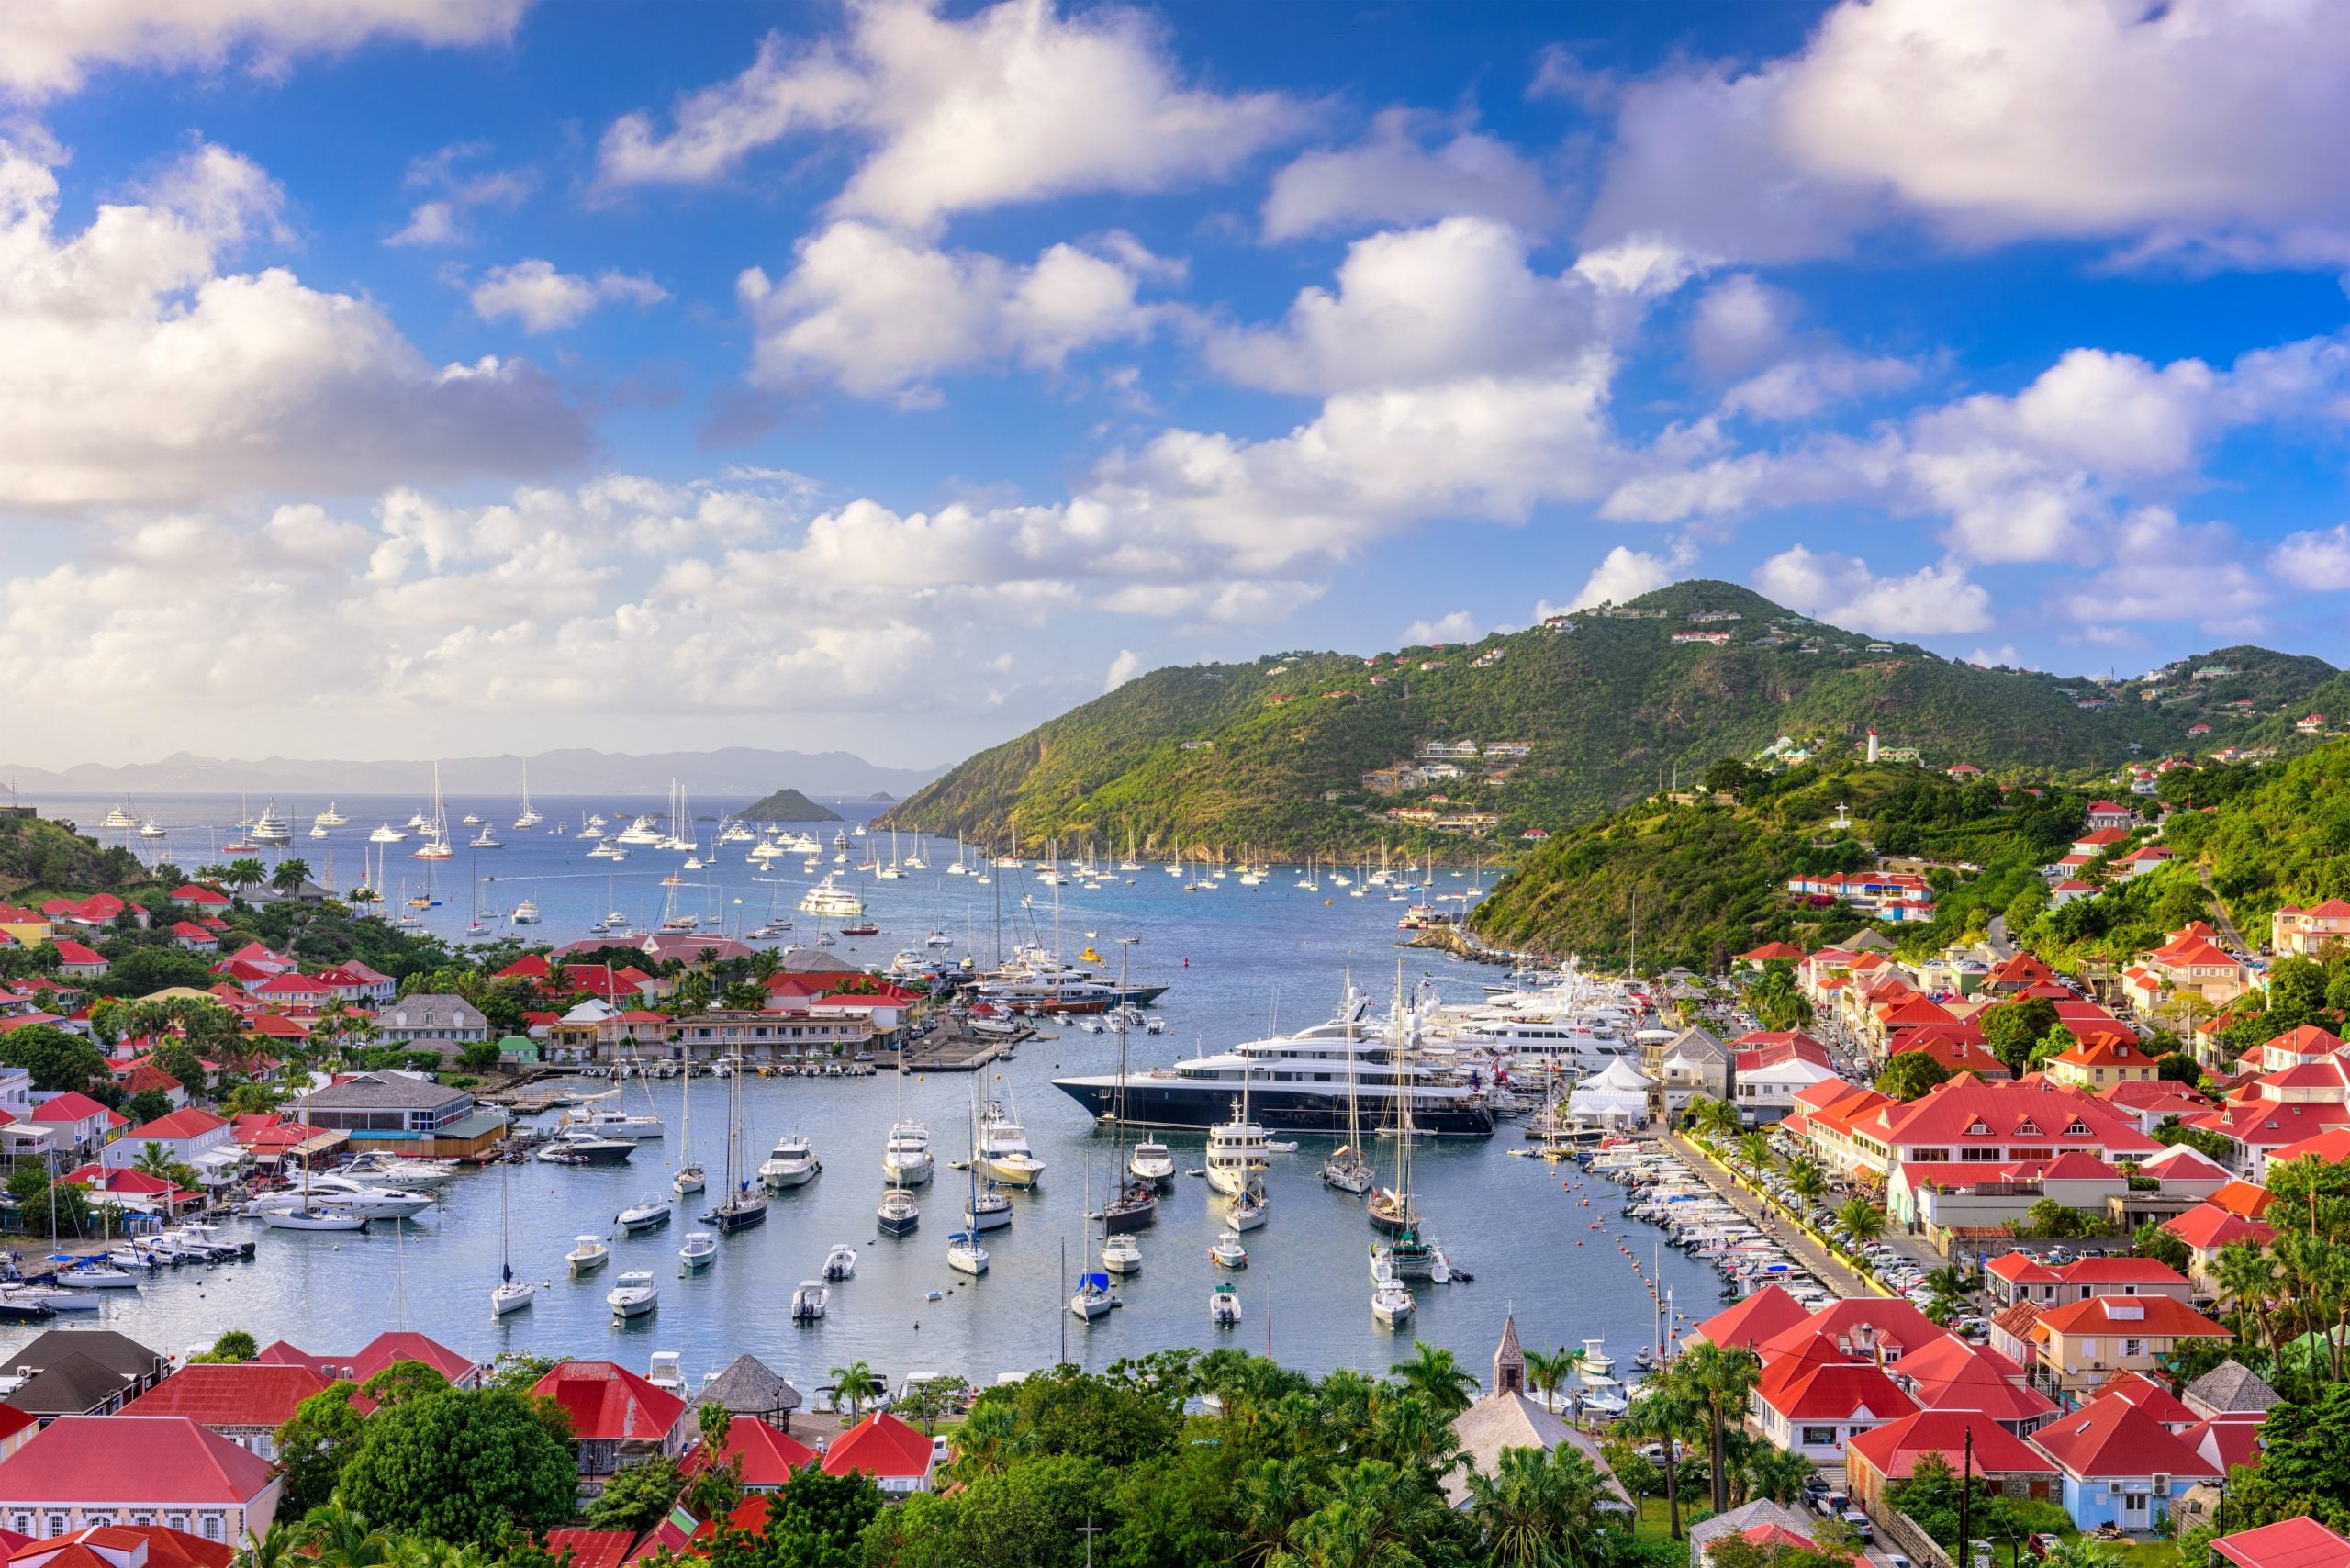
[1841,1510,1874,1543]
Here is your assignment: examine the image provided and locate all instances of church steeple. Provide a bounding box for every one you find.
[1494,1311,1525,1396]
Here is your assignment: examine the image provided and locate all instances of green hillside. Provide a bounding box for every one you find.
[738,787,842,823]
[0,811,152,899]
[883,581,2341,858]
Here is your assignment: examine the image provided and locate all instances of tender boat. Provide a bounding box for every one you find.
[538,1134,636,1166]
[877,1189,921,1237]
[1101,1235,1142,1275]
[1128,1140,1177,1186]
[567,1235,611,1273]
[1210,1235,1248,1270]
[822,1244,858,1280]
[789,1280,829,1322]
[759,1134,820,1190]
[617,1195,673,1234]
[1210,1282,1243,1327]
[607,1270,658,1318]
[679,1231,717,1270]
[946,1230,990,1275]
[1371,1274,1416,1327]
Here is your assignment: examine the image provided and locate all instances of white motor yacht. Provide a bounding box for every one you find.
[790,1280,829,1322]
[341,1152,456,1189]
[258,1175,431,1221]
[617,1195,674,1233]
[1371,1275,1416,1327]
[976,1103,1046,1187]
[759,1134,820,1190]
[1101,1235,1142,1275]
[1204,1099,1269,1196]
[1128,1140,1176,1186]
[568,1235,611,1273]
[881,1121,934,1186]
[370,823,408,843]
[798,875,865,918]
[261,1205,369,1232]
[563,1095,665,1140]
[679,1231,717,1270]
[315,803,351,827]
[607,1270,658,1318]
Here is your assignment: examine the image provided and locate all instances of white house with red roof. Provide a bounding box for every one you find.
[309,965,396,1007]
[1727,1032,1839,1125]
[242,973,331,1012]
[1882,1333,2057,1435]
[254,1332,477,1392]
[2100,1081,2221,1137]
[48,945,106,982]
[1984,1255,2194,1312]
[2270,897,2350,957]
[819,1412,935,1495]
[1810,1075,2159,1196]
[0,1417,281,1542]
[168,886,232,913]
[2163,1204,2278,1294]
[27,1095,123,1158]
[2109,845,2175,881]
[2083,801,2137,832]
[99,1110,236,1184]
[1747,1334,1918,1462]
[162,924,217,955]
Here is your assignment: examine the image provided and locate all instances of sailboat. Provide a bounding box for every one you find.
[513,762,543,830]
[1070,1173,1121,1320]
[946,1101,990,1276]
[701,1048,768,1234]
[673,1060,705,1195]
[1322,969,1375,1193]
[1101,945,1157,1234]
[1370,969,1446,1282]
[491,1156,534,1316]
[414,763,453,859]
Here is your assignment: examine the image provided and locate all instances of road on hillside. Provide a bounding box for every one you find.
[2199,867,2250,952]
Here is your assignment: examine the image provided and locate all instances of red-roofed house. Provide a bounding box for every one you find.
[0,1417,281,1543]
[47,946,106,982]
[10,1522,233,1568]
[2101,1081,2220,1137]
[2127,935,2257,1010]
[252,1332,478,1392]
[2186,1094,2350,1181]
[167,887,232,913]
[28,1095,122,1158]
[2162,1204,2278,1295]
[2271,897,2350,957]
[1845,1410,2059,1515]
[1884,1334,2056,1432]
[682,1418,816,1492]
[1983,1255,2192,1311]
[530,1362,688,1493]
[1734,943,1808,969]
[2084,801,2135,832]
[819,1412,935,1495]
[1728,1034,1841,1125]
[120,1366,331,1461]
[99,1111,235,1184]
[54,1168,198,1217]
[243,974,331,1011]
[2026,1393,2217,1531]
[2027,1295,2232,1405]
[2210,1517,2350,1568]
[1750,1355,1917,1462]
[163,924,217,955]
[1888,1029,2013,1082]
[1684,1283,1812,1352]
[108,1062,185,1112]
[538,1531,636,1568]
[2045,1036,2159,1092]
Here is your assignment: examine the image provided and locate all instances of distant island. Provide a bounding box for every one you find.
[739,788,843,822]
[866,791,895,803]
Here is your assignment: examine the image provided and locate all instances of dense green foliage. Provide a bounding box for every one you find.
[886,582,2343,857]
[738,789,842,823]
[335,1384,577,1546]
[0,812,150,896]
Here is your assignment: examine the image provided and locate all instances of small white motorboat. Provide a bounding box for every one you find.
[1101,1235,1142,1275]
[607,1270,658,1318]
[1210,1282,1244,1327]
[617,1196,674,1234]
[1210,1234,1248,1270]
[759,1134,821,1190]
[946,1230,989,1275]
[1371,1275,1416,1327]
[678,1231,716,1270]
[822,1244,857,1281]
[790,1280,829,1321]
[106,1244,162,1271]
[568,1235,610,1273]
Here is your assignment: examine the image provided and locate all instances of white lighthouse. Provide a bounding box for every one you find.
[1866,728,1880,763]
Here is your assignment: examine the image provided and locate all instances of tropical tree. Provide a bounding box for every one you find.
[1786,1155,1827,1206]
[1387,1341,1479,1417]
[1464,1442,1623,1568]
[827,1359,879,1421]
[1922,1265,1975,1325]
[226,857,268,898]
[1736,1130,1774,1175]
[334,1385,576,1546]
[292,1500,390,1568]
[272,858,313,896]
[1618,1383,1698,1540]
[2210,1238,2283,1358]
[132,1140,202,1192]
[1837,1196,1886,1247]
[1745,961,1812,1031]
[1670,1340,1763,1514]
[1742,1443,1816,1506]
[192,1329,259,1364]
[1520,1346,1584,1417]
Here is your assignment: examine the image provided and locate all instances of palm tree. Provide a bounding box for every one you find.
[941,1401,1019,1481]
[1236,1456,1317,1568]
[1923,1264,1974,1325]
[1388,1341,1479,1417]
[226,858,268,898]
[296,1500,389,1568]
[1742,1443,1815,1506]
[1786,1155,1827,1205]
[2209,1239,2282,1357]
[1620,1383,1697,1540]
[1837,1196,1886,1247]
[826,1359,878,1421]
[1465,1443,1618,1568]
[1736,1129,1774,1175]
[271,857,312,896]
[1671,1340,1763,1514]
[1690,1097,1739,1140]
[1521,1346,1585,1417]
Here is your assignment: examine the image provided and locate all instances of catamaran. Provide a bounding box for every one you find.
[513,762,543,830]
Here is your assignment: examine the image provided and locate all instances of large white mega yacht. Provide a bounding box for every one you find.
[1053,984,1500,1137]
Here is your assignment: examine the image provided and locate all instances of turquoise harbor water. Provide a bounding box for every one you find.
[10,793,1721,1388]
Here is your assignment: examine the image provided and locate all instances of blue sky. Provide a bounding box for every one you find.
[6,0,2350,770]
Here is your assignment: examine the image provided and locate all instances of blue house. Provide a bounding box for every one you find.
[2028,1392,2217,1533]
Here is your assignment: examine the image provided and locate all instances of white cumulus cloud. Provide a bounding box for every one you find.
[470,259,668,332]
[1753,545,1991,635]
[598,0,1304,229]
[1104,649,1147,690]
[1261,110,1561,241]
[0,139,588,510]
[1554,541,1696,614]
[1401,610,1487,645]
[2269,522,2350,592]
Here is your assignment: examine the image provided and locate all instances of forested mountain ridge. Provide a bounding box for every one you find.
[883,581,2344,857]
